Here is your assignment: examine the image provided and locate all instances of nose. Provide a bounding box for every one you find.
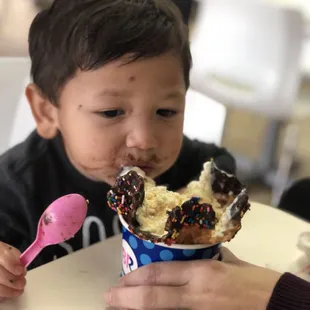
[126,119,158,150]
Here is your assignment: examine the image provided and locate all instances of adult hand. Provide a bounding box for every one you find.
[104,248,281,309]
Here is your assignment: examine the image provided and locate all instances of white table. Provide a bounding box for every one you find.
[2,202,309,310]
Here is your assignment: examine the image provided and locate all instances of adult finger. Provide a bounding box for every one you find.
[221,247,248,266]
[105,285,188,309]
[120,261,190,287]
[220,247,239,262]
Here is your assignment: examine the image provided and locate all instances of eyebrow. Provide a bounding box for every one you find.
[96,89,185,100]
[164,90,185,100]
[97,89,132,98]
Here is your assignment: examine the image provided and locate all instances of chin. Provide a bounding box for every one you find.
[78,168,117,185]
[104,171,123,185]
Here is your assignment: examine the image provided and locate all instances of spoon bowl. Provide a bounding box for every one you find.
[20,194,88,268]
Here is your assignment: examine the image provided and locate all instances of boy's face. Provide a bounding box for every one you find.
[31,53,186,185]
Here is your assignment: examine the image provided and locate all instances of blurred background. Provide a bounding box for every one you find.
[1,0,310,219]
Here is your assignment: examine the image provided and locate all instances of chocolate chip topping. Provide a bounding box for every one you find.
[164,197,218,244]
[229,190,250,222]
[107,163,250,245]
[211,163,243,196]
[107,170,144,226]
[210,162,245,207]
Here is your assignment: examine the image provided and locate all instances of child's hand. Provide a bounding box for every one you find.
[0,242,26,301]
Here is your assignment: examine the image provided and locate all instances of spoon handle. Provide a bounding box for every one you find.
[20,241,43,268]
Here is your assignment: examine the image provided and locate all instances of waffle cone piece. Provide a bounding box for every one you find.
[107,161,250,245]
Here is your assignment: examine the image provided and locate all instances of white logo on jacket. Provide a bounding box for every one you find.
[53,215,120,260]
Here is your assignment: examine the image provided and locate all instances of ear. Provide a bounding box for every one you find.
[25,83,59,139]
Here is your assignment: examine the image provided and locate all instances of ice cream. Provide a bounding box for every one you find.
[107,161,250,245]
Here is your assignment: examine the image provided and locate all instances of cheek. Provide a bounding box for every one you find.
[64,133,119,170]
[158,121,184,159]
[58,110,121,165]
[166,137,183,160]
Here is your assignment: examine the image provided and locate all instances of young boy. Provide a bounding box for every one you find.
[0,0,235,300]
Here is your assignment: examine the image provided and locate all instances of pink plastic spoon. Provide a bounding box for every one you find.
[20,194,88,268]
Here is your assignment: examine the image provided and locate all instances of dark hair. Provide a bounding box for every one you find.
[28,0,192,104]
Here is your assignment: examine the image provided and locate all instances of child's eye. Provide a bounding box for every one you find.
[97,110,125,118]
[157,109,177,118]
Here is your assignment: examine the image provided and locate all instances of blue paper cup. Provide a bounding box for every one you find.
[120,215,221,275]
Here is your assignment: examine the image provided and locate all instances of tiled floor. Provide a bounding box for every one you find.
[2,0,310,205]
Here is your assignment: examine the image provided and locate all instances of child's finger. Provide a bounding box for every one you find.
[0,283,24,299]
[0,265,26,290]
[0,243,25,276]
